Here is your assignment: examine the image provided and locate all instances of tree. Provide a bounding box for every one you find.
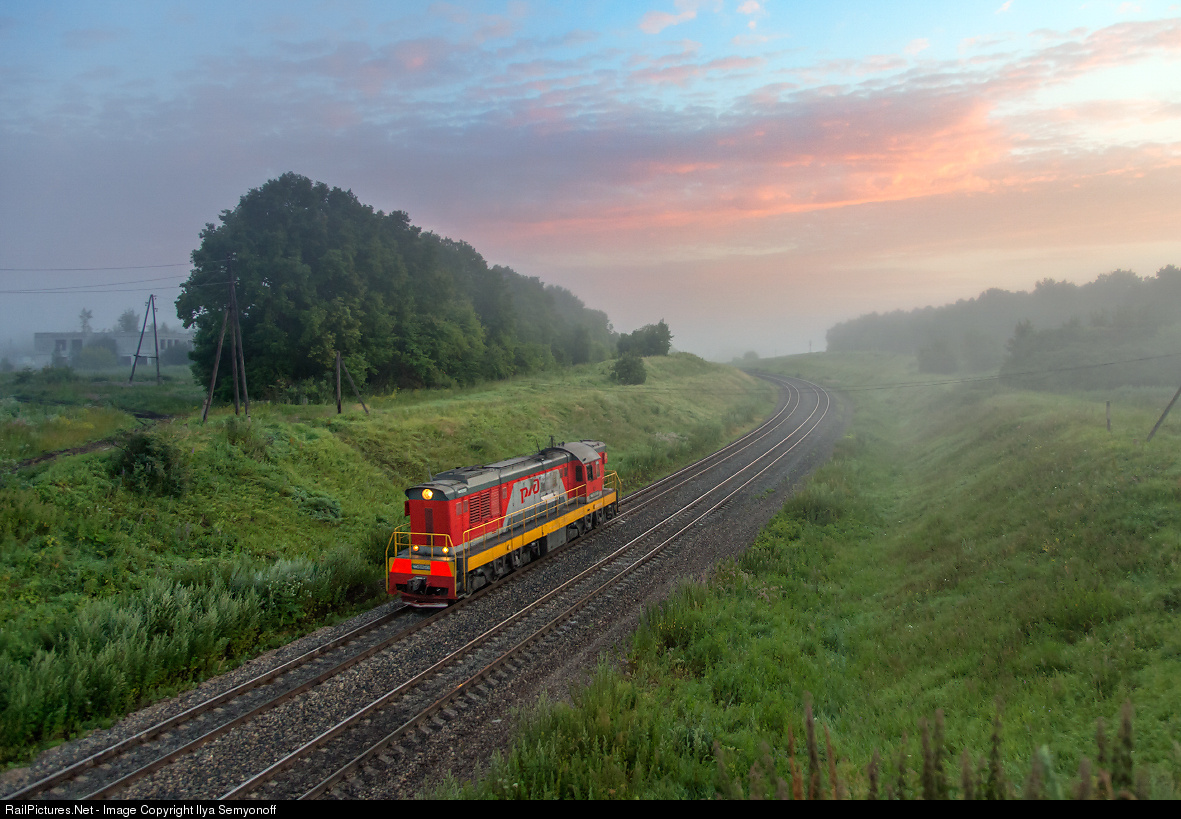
[79,308,93,334]
[178,172,625,398]
[616,320,673,357]
[117,309,139,333]
[612,352,647,384]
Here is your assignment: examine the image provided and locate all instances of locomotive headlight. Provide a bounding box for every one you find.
[412,545,419,552]
[422,488,434,500]
[442,546,449,554]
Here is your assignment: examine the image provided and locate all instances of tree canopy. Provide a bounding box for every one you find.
[616,320,673,357]
[177,173,617,396]
[826,266,1181,379]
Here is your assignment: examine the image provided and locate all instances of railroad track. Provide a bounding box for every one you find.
[3,374,833,801]
[225,375,832,800]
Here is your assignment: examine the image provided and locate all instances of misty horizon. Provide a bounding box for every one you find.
[3,2,1180,362]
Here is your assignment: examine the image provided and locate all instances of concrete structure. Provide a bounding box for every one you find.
[32,329,193,368]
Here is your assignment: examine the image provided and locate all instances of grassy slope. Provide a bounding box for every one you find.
[0,354,774,765]
[448,352,1181,799]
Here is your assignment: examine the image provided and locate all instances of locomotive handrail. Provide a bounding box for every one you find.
[388,469,621,599]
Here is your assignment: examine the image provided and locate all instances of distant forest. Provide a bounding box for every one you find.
[178,173,624,397]
[826,266,1181,389]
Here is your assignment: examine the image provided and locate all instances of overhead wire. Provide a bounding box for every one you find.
[0,262,192,272]
[0,278,234,295]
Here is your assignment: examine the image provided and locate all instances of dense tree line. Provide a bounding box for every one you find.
[827,267,1181,385]
[176,174,617,396]
[616,320,673,357]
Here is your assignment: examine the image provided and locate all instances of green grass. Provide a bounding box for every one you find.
[1,365,207,463]
[445,351,1181,799]
[0,353,774,765]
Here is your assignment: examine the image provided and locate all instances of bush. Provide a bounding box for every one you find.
[40,365,77,384]
[224,417,270,461]
[111,431,190,496]
[291,487,343,522]
[612,352,647,385]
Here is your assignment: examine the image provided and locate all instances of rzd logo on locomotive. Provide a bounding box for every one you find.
[518,477,541,504]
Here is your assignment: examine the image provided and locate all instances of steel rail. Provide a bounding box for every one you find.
[618,375,794,506]
[11,379,793,801]
[613,376,800,518]
[3,605,412,801]
[302,377,832,799]
[222,377,829,799]
[5,374,805,802]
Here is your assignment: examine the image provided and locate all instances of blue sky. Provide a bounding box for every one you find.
[3,1,1181,359]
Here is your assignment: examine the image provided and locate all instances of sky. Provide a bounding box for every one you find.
[2,1,1180,361]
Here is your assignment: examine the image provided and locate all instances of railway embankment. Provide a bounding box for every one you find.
[447,351,1181,799]
[0,353,774,771]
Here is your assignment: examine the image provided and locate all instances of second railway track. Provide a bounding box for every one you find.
[3,373,842,802]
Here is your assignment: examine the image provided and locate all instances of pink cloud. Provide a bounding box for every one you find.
[639,2,701,35]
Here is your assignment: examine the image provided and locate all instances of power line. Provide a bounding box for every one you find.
[0,275,188,294]
[0,262,191,272]
[0,279,233,295]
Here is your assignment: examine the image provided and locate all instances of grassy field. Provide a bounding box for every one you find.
[444,352,1181,799]
[1,365,205,463]
[0,354,774,766]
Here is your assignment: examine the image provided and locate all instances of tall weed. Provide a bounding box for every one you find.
[0,548,380,763]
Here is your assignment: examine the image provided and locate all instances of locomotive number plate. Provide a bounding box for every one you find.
[411,563,430,572]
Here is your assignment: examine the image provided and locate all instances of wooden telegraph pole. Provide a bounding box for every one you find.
[335,350,369,415]
[1147,381,1181,442]
[201,307,230,423]
[201,258,250,423]
[151,295,161,384]
[335,351,343,414]
[128,294,162,384]
[231,279,250,416]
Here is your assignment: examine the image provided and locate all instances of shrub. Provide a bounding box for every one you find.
[111,431,190,496]
[612,352,647,385]
[291,487,343,522]
[224,416,270,461]
[40,365,77,384]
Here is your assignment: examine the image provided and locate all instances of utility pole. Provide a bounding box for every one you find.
[201,255,250,422]
[337,351,370,415]
[129,294,160,383]
[231,277,250,417]
[229,301,241,414]
[335,351,343,414]
[151,295,161,384]
[1147,381,1181,442]
[201,307,230,423]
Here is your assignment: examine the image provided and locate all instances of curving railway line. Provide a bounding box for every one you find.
[2,373,843,801]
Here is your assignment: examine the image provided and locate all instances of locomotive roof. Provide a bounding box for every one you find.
[407,440,606,500]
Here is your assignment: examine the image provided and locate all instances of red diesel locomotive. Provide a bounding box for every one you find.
[387,440,620,606]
